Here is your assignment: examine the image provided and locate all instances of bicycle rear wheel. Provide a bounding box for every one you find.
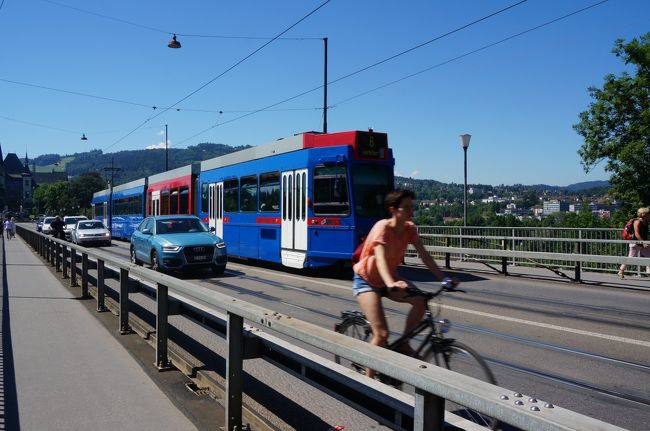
[334,317,371,373]
[424,340,499,430]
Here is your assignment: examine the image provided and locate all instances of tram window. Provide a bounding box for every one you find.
[161,190,170,215]
[170,188,179,214]
[224,179,239,212]
[201,182,208,213]
[240,175,258,212]
[180,186,189,214]
[351,164,392,217]
[313,165,350,215]
[259,172,280,212]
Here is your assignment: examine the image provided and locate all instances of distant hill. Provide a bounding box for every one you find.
[564,180,610,191]
[31,143,250,184]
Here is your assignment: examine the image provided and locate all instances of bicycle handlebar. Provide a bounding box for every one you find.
[390,277,464,299]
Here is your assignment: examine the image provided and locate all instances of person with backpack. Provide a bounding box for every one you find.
[618,207,650,279]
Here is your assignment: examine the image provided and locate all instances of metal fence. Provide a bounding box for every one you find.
[411,226,644,276]
[16,225,629,431]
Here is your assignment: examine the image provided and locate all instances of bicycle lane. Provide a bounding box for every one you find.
[1,235,199,431]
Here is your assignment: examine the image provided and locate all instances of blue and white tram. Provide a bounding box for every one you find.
[197,130,394,268]
[91,178,147,240]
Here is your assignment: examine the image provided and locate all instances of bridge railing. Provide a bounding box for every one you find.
[411,225,644,280]
[16,225,629,431]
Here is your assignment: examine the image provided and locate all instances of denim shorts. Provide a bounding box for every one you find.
[352,273,385,296]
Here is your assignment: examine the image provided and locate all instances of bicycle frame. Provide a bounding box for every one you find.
[384,307,451,359]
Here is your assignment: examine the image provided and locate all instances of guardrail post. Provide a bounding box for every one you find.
[49,240,55,266]
[501,239,508,276]
[70,248,78,287]
[445,237,451,269]
[414,388,444,431]
[226,312,244,431]
[155,282,172,370]
[81,252,89,298]
[55,242,61,272]
[574,240,583,283]
[119,268,132,334]
[96,260,107,312]
[62,245,69,279]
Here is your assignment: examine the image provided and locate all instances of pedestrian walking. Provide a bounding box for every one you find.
[618,207,650,279]
[4,217,16,240]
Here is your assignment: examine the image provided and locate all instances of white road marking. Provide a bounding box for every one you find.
[229,262,650,348]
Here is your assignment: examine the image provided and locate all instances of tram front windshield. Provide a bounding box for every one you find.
[352,164,392,218]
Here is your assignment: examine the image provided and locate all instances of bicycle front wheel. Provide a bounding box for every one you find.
[334,317,371,373]
[423,340,499,430]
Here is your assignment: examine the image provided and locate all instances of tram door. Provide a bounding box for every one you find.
[93,202,108,223]
[151,190,161,216]
[281,169,308,268]
[208,182,224,238]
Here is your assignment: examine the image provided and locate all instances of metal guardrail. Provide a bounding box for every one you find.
[16,225,629,431]
[411,226,648,281]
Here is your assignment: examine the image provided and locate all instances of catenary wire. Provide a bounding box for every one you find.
[103,0,331,152]
[334,0,611,106]
[175,0,529,145]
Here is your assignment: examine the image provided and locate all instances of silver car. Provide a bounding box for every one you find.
[41,216,56,234]
[71,220,111,246]
[63,215,88,240]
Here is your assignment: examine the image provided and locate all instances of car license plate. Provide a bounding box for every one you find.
[194,255,209,261]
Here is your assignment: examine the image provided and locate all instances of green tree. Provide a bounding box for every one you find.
[574,32,650,211]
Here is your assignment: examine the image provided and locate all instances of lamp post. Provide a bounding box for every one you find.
[104,157,121,233]
[459,134,471,227]
[165,124,169,171]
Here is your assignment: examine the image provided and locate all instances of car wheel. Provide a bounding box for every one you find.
[130,246,142,266]
[211,264,226,275]
[151,250,161,272]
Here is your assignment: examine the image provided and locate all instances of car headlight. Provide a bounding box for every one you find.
[79,234,86,238]
[215,242,226,249]
[162,245,181,252]
[104,232,111,237]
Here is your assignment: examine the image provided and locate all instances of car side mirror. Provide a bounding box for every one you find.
[142,228,152,235]
[210,227,216,232]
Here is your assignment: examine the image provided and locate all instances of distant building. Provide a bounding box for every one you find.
[542,200,569,215]
[0,144,67,214]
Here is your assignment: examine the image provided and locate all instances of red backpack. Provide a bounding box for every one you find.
[622,218,637,240]
[351,238,367,264]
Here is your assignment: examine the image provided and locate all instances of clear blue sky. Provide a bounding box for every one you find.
[0,0,648,186]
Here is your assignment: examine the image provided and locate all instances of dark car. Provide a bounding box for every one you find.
[130,215,227,274]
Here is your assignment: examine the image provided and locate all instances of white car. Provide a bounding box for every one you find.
[63,215,88,240]
[71,220,111,246]
[41,216,56,234]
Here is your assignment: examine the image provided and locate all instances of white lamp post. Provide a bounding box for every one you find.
[460,134,471,226]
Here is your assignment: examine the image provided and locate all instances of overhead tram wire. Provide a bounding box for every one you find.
[175,0,530,145]
[0,77,320,114]
[102,0,331,152]
[333,0,611,107]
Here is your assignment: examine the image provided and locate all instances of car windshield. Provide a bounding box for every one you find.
[156,218,207,234]
[65,217,86,224]
[78,221,104,229]
[44,217,55,223]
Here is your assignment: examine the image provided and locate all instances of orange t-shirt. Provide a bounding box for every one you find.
[353,219,418,288]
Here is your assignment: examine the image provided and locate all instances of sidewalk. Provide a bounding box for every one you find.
[0,235,200,430]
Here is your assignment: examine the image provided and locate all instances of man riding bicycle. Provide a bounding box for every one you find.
[352,189,457,378]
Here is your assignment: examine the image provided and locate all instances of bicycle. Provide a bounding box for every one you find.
[334,279,499,430]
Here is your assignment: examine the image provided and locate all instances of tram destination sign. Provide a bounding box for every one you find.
[355,132,387,159]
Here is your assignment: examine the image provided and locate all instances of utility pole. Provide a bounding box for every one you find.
[103,157,121,233]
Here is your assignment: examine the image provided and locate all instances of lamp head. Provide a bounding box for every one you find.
[168,34,181,49]
[459,134,471,149]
